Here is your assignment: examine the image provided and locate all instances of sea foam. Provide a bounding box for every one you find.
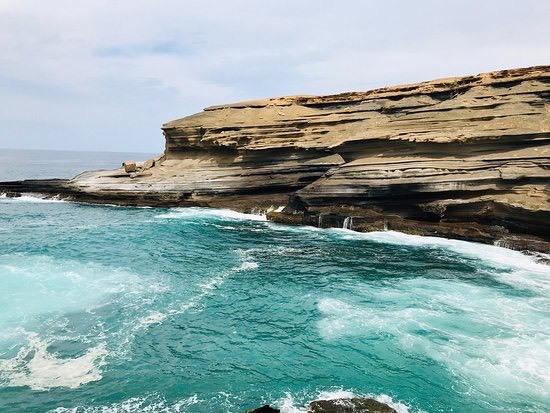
[154,207,266,221]
[0,253,170,387]
[0,253,156,326]
[335,229,549,272]
[0,333,106,390]
[48,394,201,413]
[0,193,66,203]
[163,249,259,317]
[276,389,415,413]
[317,271,550,403]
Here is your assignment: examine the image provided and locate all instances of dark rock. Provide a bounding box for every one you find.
[309,398,397,413]
[246,405,280,413]
[0,180,71,197]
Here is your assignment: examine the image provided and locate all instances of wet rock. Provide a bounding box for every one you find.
[309,398,397,413]
[246,405,280,413]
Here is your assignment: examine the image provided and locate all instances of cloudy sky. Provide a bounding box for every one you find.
[1,0,549,153]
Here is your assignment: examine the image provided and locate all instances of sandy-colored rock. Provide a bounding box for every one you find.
[141,159,155,170]
[123,161,137,173]
[1,65,549,252]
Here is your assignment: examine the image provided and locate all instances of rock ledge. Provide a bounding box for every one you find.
[1,65,549,253]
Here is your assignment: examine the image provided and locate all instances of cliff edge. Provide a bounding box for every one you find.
[2,66,549,252]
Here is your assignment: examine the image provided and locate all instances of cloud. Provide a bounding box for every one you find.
[0,0,549,152]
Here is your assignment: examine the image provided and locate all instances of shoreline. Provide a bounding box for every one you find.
[2,184,550,262]
[2,65,549,257]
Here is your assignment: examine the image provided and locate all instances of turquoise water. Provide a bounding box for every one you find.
[0,151,549,412]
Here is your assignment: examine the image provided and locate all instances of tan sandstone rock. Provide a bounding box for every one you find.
[2,65,549,252]
[123,161,137,173]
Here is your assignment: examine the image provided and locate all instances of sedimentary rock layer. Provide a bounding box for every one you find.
[1,65,549,252]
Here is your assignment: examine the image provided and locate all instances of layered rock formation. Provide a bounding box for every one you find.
[1,65,549,252]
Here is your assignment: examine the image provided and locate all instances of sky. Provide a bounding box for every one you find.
[0,0,549,153]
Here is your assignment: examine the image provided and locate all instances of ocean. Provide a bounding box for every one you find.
[0,149,549,413]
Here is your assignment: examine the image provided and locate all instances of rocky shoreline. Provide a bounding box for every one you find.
[247,397,397,413]
[1,65,549,254]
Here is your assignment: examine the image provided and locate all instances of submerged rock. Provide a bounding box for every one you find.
[309,398,397,413]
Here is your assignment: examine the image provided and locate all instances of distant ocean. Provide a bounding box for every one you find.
[0,148,157,181]
[0,149,549,412]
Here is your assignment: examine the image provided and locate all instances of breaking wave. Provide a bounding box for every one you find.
[276,388,417,413]
[154,207,266,221]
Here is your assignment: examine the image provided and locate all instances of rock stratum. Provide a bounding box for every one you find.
[2,65,550,253]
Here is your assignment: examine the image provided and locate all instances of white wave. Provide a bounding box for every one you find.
[315,389,356,400]
[492,267,550,294]
[154,207,266,221]
[0,254,160,327]
[239,246,304,257]
[233,249,259,271]
[234,261,259,271]
[375,394,415,413]
[0,333,106,390]
[211,224,239,230]
[277,393,307,413]
[317,298,384,339]
[333,229,550,295]
[0,193,66,203]
[317,279,550,403]
[197,273,228,293]
[166,249,258,316]
[0,253,170,369]
[447,335,550,400]
[335,229,549,271]
[276,388,415,413]
[265,221,322,233]
[48,394,201,413]
[135,311,167,329]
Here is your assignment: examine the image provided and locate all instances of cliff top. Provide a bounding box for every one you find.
[164,65,550,128]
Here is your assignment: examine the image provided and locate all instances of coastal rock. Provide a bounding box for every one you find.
[309,398,397,413]
[142,158,155,170]
[123,161,137,173]
[246,405,280,413]
[1,65,549,252]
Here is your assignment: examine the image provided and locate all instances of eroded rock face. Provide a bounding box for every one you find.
[2,65,549,252]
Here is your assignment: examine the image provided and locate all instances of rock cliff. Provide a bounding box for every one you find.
[2,66,549,252]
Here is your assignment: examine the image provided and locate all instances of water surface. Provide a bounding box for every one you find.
[0,151,548,412]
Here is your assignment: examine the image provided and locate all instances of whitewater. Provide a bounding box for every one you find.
[0,150,549,412]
